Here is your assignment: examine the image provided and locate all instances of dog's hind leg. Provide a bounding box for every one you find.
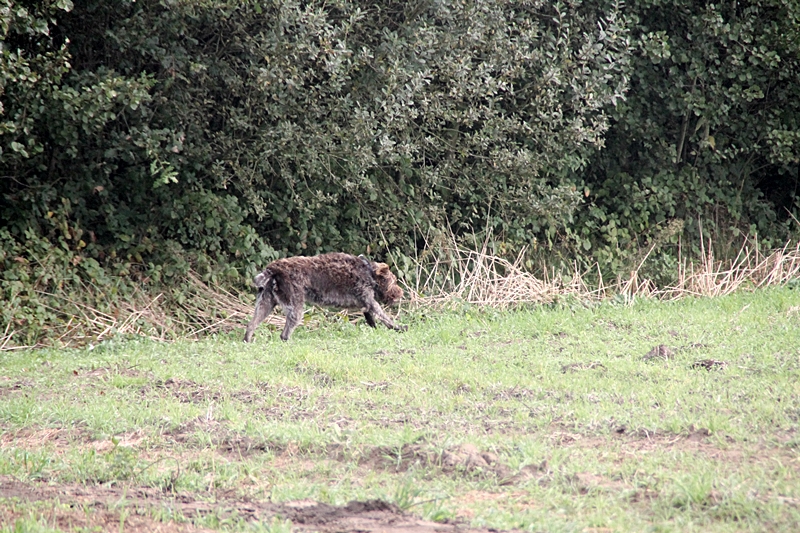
[244,289,276,342]
[279,301,304,341]
[363,311,377,328]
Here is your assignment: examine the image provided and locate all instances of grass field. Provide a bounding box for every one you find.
[1,287,799,532]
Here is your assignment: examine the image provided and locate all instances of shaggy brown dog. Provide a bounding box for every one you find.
[244,252,406,342]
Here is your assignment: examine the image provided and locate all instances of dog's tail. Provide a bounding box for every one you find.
[254,270,274,291]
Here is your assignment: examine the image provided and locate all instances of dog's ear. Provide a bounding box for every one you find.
[374,263,390,276]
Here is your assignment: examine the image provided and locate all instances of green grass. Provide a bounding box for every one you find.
[1,287,800,532]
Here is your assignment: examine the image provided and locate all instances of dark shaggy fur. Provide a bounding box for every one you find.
[244,252,406,342]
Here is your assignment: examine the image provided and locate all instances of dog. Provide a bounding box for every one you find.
[244,252,407,342]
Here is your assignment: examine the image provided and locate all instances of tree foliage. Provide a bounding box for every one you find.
[576,0,800,277]
[72,0,629,263]
[1,0,799,344]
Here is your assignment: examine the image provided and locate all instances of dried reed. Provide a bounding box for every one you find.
[3,236,798,350]
[402,232,606,308]
[403,232,800,307]
[0,274,283,350]
[660,240,800,298]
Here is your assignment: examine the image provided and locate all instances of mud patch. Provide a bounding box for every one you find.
[0,503,206,533]
[0,426,92,452]
[148,378,223,404]
[373,348,417,363]
[0,379,37,399]
[217,434,274,456]
[73,365,148,379]
[161,418,294,458]
[454,490,532,519]
[690,359,728,370]
[351,443,521,482]
[0,476,512,533]
[491,386,536,400]
[561,361,606,373]
[141,379,311,407]
[295,364,336,387]
[643,345,675,361]
[184,428,524,476]
[571,472,630,493]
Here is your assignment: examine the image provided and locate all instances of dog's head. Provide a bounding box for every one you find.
[372,262,404,305]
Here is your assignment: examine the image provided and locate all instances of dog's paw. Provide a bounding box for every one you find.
[397,325,409,332]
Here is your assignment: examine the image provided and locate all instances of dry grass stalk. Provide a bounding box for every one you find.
[404,233,606,309]
[405,233,800,308]
[659,241,800,298]
[3,237,799,350]
[1,274,283,350]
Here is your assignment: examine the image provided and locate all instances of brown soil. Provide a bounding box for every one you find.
[3,422,795,532]
[353,442,517,479]
[0,475,507,533]
[4,421,792,475]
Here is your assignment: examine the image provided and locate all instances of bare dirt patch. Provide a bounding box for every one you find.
[0,378,37,398]
[141,380,332,423]
[491,386,536,400]
[308,441,530,484]
[571,472,630,493]
[453,489,533,519]
[146,378,224,404]
[0,426,92,452]
[75,365,147,378]
[0,476,514,533]
[561,361,606,373]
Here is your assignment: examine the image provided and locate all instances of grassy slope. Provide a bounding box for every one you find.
[1,287,799,532]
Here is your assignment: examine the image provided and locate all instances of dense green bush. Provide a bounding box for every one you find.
[1,0,799,345]
[575,0,800,279]
[3,0,630,266]
[71,0,629,260]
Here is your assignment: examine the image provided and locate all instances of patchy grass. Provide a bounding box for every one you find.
[1,287,799,532]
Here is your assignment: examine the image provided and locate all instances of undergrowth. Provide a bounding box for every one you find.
[2,228,800,351]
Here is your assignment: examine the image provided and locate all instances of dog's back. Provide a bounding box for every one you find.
[267,253,373,309]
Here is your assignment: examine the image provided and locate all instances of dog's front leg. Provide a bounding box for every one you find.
[365,301,407,332]
[280,302,304,341]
